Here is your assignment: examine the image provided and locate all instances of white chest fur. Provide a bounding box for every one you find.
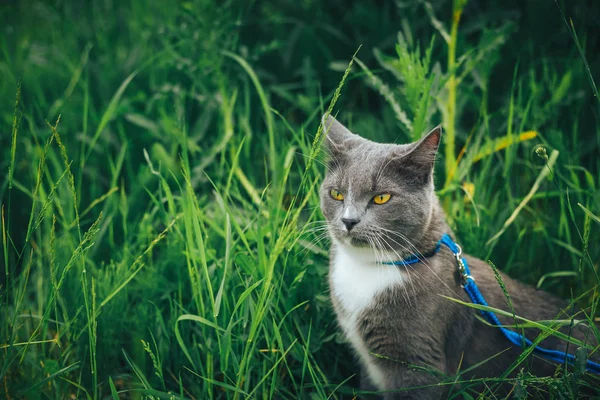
[330,243,406,389]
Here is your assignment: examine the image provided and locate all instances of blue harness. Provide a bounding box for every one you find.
[380,233,600,374]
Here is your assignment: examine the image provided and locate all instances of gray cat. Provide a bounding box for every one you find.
[319,114,598,399]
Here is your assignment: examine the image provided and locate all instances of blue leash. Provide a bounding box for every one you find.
[381,233,600,374]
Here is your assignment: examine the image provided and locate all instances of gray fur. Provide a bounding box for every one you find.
[319,114,598,399]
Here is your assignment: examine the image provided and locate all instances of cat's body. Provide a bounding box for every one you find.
[330,228,570,398]
[319,115,597,399]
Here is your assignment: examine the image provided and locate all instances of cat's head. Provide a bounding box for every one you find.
[319,114,442,255]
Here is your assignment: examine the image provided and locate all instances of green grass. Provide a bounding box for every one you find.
[1,0,600,398]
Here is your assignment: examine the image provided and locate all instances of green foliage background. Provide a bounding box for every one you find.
[1,0,599,398]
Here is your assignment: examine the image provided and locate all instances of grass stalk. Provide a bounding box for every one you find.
[443,0,467,185]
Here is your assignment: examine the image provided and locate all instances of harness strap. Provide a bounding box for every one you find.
[380,233,600,374]
[379,242,441,266]
[438,233,600,374]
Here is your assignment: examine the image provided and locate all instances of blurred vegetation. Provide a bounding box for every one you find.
[1,0,599,398]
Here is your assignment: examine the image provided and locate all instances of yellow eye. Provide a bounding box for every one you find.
[330,189,344,201]
[373,194,391,204]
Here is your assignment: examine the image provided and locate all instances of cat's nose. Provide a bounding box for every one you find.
[341,218,360,231]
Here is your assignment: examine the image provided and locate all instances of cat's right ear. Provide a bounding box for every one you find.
[321,114,361,155]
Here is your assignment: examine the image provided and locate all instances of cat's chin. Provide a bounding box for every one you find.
[334,235,370,248]
[349,237,370,248]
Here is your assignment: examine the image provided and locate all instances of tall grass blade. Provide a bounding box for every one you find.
[487,149,559,245]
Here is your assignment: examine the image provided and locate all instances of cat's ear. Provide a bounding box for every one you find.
[321,114,362,154]
[394,125,442,183]
[405,125,442,168]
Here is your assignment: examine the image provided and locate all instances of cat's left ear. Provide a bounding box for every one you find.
[405,125,442,169]
[393,125,442,183]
